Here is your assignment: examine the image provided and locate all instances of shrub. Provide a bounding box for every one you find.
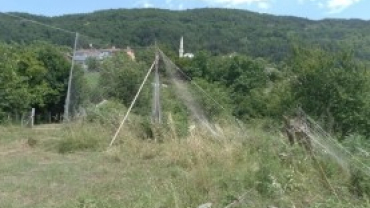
[85,100,127,127]
[286,46,370,137]
[57,124,108,153]
[349,168,370,197]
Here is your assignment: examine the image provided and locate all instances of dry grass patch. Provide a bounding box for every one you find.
[0,122,369,207]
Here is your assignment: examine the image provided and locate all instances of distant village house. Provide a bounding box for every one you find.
[73,46,135,70]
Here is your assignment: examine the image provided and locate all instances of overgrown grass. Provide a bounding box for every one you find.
[0,121,369,207]
[56,124,109,153]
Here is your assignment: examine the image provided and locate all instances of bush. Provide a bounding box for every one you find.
[286,46,370,137]
[57,124,108,153]
[58,136,101,154]
[85,100,127,127]
[349,168,370,197]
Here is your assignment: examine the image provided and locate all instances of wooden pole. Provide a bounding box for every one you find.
[152,46,161,124]
[64,32,79,122]
[30,108,35,128]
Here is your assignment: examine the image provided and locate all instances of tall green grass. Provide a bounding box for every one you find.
[0,120,370,207]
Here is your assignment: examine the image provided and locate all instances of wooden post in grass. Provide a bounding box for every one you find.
[29,108,35,128]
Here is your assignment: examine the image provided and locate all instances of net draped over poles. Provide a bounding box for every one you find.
[62,35,224,147]
[63,33,79,122]
[63,35,135,122]
[151,52,162,124]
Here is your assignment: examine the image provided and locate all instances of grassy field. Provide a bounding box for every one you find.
[0,122,369,208]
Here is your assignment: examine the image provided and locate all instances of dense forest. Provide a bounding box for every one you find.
[1,8,370,62]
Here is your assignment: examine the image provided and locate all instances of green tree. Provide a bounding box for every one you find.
[28,42,71,120]
[99,52,151,114]
[287,46,370,137]
[0,42,71,122]
[0,43,31,119]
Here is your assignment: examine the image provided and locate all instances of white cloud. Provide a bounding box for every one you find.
[134,0,154,8]
[196,0,273,10]
[169,0,273,9]
[143,2,154,8]
[169,0,360,13]
[258,2,271,9]
[195,0,272,8]
[317,2,325,8]
[208,0,269,5]
[297,0,362,13]
[326,0,360,13]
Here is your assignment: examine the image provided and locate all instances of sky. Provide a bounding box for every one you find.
[0,0,369,20]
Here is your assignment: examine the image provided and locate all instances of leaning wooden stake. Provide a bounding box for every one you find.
[109,60,156,148]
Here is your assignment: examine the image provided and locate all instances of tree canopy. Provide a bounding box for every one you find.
[1,8,370,63]
[0,42,71,121]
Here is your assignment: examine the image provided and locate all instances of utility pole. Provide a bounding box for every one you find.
[64,32,79,122]
[152,42,162,124]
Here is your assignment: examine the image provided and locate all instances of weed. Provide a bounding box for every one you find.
[1,120,370,207]
[350,168,370,197]
[57,124,108,153]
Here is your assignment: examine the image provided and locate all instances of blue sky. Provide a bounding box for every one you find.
[0,0,369,20]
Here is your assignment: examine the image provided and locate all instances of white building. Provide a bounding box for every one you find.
[179,36,194,59]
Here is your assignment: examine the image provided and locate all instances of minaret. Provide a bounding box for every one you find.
[179,36,184,58]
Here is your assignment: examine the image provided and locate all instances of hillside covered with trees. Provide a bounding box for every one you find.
[1,8,370,62]
[2,8,370,207]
